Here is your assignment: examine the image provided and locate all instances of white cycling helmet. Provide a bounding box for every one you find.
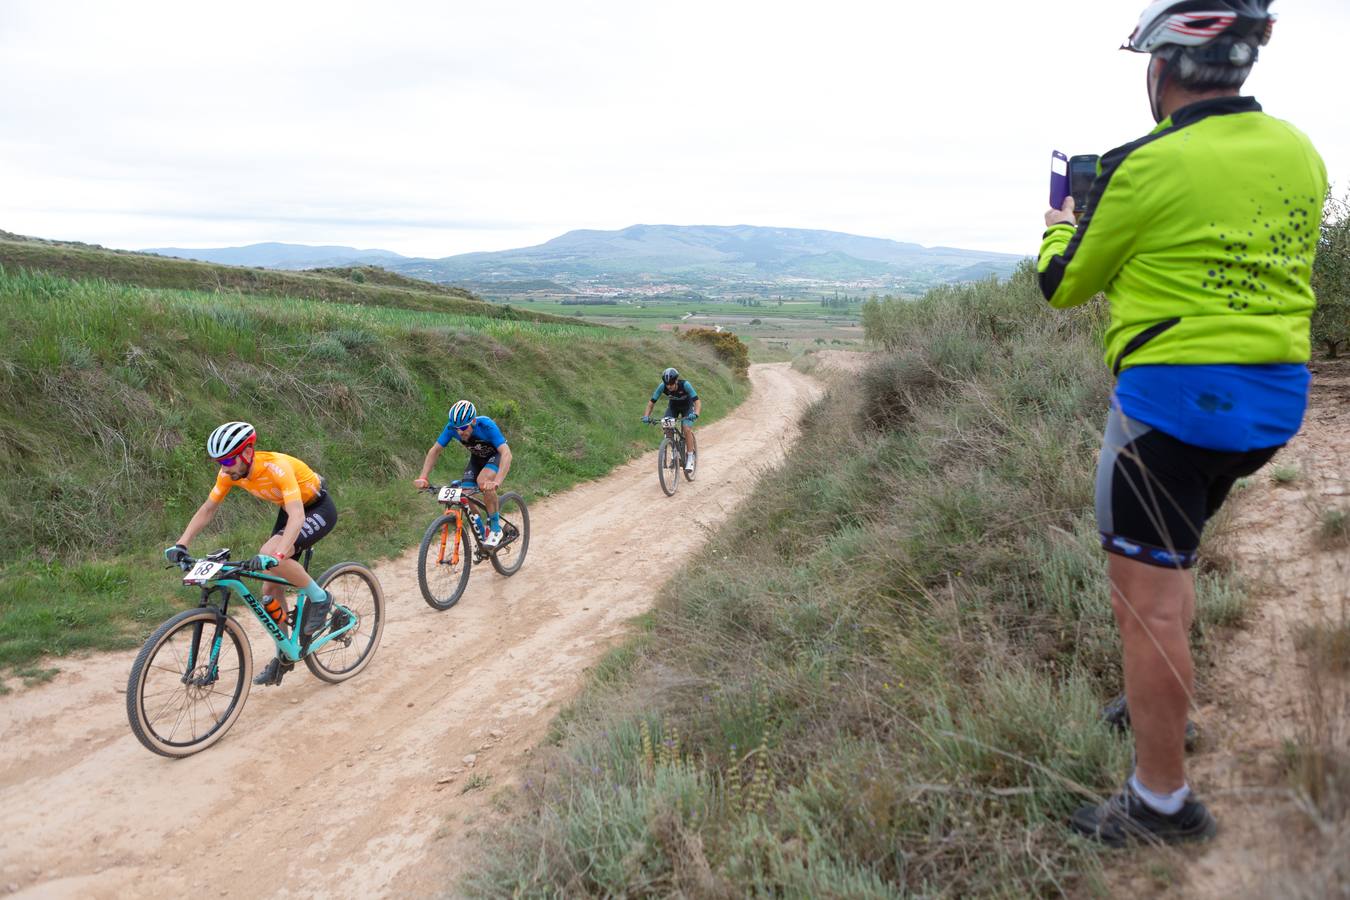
[447,400,477,428]
[206,421,256,460]
[1125,0,1273,122]
[1125,0,1274,57]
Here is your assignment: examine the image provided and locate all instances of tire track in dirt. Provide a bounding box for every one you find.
[0,362,820,899]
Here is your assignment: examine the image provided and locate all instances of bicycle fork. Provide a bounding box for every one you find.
[183,599,229,687]
[438,510,465,566]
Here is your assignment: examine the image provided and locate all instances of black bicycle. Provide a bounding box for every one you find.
[416,481,530,610]
[650,416,696,496]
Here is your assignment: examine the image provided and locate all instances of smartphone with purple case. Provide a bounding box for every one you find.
[1050,150,1070,209]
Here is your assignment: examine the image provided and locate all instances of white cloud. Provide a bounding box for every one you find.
[2,0,1345,258]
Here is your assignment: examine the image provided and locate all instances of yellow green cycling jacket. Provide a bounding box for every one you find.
[1038,96,1326,374]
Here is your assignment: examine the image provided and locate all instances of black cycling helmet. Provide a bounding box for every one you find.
[662,367,680,384]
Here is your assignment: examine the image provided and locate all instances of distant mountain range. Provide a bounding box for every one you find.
[145,242,405,269]
[143,225,1024,297]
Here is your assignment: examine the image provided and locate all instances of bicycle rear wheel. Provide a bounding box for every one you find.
[305,562,385,683]
[489,492,531,576]
[126,608,252,758]
[658,438,680,496]
[417,512,472,610]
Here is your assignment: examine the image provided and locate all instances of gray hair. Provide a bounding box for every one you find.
[1155,43,1254,91]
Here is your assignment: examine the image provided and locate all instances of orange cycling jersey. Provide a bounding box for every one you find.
[209,451,323,507]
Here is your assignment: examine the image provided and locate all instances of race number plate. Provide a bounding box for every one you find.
[438,486,463,502]
[660,417,678,429]
[183,560,224,585]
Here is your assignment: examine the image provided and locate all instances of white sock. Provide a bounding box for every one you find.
[1129,774,1189,815]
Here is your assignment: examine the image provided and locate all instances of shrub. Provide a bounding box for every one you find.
[1313,187,1350,358]
[679,327,749,378]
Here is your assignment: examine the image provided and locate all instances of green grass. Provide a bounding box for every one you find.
[0,267,749,670]
[462,262,1248,896]
[0,236,577,323]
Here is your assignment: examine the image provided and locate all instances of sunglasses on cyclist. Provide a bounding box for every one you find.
[215,452,244,466]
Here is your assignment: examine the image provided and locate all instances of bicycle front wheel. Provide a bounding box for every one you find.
[417,512,472,610]
[305,562,385,683]
[489,492,531,576]
[126,608,253,758]
[658,438,680,496]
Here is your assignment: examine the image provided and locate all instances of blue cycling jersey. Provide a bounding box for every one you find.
[651,380,697,404]
[436,416,508,458]
[1114,363,1308,452]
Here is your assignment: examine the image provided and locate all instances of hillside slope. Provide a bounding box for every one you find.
[0,266,748,669]
[458,264,1263,896]
[0,231,568,321]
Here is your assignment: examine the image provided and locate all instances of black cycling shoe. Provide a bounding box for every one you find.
[300,597,332,642]
[1103,694,1200,752]
[1070,782,1217,847]
[252,656,294,686]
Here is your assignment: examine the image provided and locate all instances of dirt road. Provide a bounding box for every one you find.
[0,362,820,899]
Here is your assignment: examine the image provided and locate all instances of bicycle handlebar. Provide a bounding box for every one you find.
[170,551,277,579]
[420,481,482,496]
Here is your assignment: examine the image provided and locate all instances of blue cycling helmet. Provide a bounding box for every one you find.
[447,400,477,428]
[662,367,680,384]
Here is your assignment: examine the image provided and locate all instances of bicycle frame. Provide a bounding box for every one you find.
[430,484,496,563]
[180,563,359,682]
[661,419,687,461]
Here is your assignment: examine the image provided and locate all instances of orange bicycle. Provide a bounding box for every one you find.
[415,481,530,610]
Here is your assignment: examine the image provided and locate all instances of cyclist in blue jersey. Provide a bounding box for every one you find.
[641,367,701,474]
[1038,0,1323,847]
[413,400,513,547]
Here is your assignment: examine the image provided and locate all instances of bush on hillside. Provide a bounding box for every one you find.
[1313,188,1350,358]
[678,327,749,377]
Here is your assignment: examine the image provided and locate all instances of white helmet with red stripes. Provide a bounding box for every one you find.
[1125,0,1275,58]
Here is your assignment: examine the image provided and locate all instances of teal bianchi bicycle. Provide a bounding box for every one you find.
[126,548,384,757]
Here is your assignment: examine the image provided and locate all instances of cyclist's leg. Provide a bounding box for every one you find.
[669,400,696,455]
[266,494,339,634]
[261,494,338,589]
[1094,406,1277,795]
[477,456,502,516]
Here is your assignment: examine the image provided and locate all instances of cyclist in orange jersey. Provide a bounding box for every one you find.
[164,422,338,686]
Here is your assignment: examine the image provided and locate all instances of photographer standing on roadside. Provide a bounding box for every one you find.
[1037,0,1325,845]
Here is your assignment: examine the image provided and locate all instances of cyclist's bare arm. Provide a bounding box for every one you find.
[174,498,220,547]
[692,398,702,419]
[414,443,444,487]
[643,399,656,418]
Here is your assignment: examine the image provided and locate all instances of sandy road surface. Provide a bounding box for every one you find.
[0,363,819,899]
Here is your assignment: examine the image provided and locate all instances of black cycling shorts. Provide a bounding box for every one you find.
[271,490,338,555]
[462,453,502,486]
[1095,406,1279,569]
[664,399,694,420]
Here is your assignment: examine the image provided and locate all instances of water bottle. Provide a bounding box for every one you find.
[263,596,287,626]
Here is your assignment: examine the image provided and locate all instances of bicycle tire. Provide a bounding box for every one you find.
[126,608,253,758]
[658,437,679,496]
[304,562,385,683]
[417,512,472,610]
[488,492,531,576]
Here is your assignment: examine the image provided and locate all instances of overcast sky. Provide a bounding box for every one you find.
[2,0,1346,258]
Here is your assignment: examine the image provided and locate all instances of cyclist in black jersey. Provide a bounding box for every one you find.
[641,367,701,474]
